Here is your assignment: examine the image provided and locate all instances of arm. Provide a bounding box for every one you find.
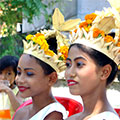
[0,83,22,111]
[44,111,63,120]
[7,88,23,111]
[13,108,26,120]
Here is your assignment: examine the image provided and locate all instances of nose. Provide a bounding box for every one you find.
[15,74,25,85]
[65,66,76,78]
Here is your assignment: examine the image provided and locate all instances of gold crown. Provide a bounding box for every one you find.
[23,8,81,72]
[69,0,120,65]
[23,30,69,72]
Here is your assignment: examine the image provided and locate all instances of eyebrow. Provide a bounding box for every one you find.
[66,56,87,61]
[74,56,86,61]
[17,66,35,71]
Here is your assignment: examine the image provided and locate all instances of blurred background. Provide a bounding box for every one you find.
[0,0,111,58]
[0,0,120,102]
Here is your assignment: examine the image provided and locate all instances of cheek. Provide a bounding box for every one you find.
[81,68,99,86]
[9,74,15,84]
[77,66,98,80]
[0,74,2,79]
[65,70,69,79]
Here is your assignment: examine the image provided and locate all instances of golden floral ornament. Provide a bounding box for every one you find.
[108,0,120,13]
[23,8,82,73]
[59,46,69,60]
[69,0,120,65]
[52,8,81,31]
[23,30,69,73]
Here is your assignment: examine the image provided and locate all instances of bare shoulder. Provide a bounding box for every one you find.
[44,111,64,120]
[13,106,29,120]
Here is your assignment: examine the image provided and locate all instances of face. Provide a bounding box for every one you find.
[15,54,51,98]
[0,66,15,85]
[65,46,102,97]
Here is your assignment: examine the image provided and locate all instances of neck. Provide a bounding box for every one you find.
[82,87,110,116]
[30,89,55,114]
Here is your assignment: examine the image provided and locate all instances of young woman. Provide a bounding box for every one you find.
[13,31,68,120]
[0,55,23,118]
[65,3,120,119]
[65,43,119,120]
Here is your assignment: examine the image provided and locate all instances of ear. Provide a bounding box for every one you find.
[48,72,58,86]
[100,64,112,81]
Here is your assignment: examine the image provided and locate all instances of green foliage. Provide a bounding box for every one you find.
[0,33,25,58]
[0,0,61,58]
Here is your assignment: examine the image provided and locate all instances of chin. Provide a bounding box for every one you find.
[20,93,30,99]
[69,89,80,96]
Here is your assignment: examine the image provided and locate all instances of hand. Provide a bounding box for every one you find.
[0,80,10,86]
[0,80,11,93]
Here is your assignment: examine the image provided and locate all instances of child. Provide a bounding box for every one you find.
[65,0,120,119]
[0,55,23,118]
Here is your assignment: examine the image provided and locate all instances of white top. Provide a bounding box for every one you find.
[29,102,68,120]
[88,111,120,120]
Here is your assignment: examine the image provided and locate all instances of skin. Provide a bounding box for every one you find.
[0,66,22,111]
[0,66,15,86]
[65,46,115,120]
[14,54,63,120]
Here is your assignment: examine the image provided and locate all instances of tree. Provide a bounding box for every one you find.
[0,0,61,58]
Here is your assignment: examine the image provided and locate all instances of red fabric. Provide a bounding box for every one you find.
[55,96,83,117]
[115,108,120,117]
[12,96,83,119]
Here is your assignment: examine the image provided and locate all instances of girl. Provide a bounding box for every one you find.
[65,43,120,120]
[13,30,68,120]
[65,2,120,119]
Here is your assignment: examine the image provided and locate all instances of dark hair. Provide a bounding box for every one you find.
[47,36,57,54]
[0,55,19,76]
[69,44,118,86]
[29,55,55,75]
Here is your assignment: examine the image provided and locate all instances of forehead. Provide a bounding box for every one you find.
[19,54,37,65]
[68,46,94,62]
[1,66,14,73]
[68,46,86,57]
[18,54,43,70]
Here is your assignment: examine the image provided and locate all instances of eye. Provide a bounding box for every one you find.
[7,72,11,76]
[77,61,84,67]
[27,72,34,76]
[66,62,71,68]
[17,70,21,76]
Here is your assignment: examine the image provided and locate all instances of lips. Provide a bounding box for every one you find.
[18,86,29,92]
[67,80,78,86]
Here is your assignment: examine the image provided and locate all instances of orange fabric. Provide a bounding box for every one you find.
[0,109,11,119]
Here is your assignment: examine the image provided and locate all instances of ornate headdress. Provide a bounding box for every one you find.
[23,8,80,72]
[69,0,120,65]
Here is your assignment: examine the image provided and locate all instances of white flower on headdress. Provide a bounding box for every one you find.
[108,0,120,13]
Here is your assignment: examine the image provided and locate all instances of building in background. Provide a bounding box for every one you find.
[22,0,111,33]
[77,0,110,20]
